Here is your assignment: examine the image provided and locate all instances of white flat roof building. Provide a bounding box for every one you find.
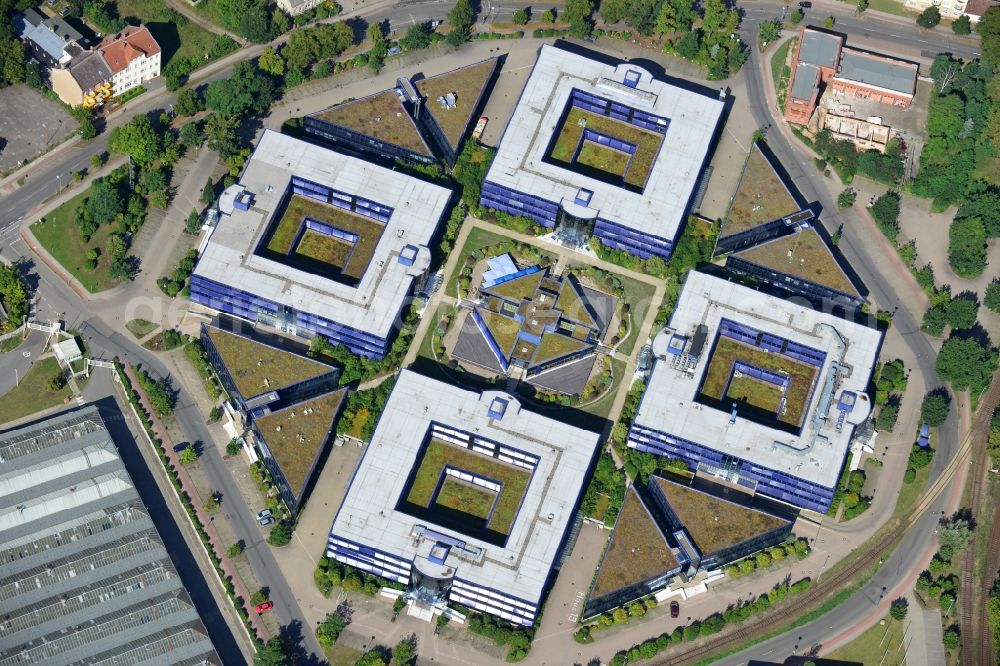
[628,271,882,512]
[327,370,601,625]
[481,44,725,260]
[191,130,451,358]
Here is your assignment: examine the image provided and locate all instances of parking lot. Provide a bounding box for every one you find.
[0,85,77,172]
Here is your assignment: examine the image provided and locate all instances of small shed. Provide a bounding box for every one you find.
[53,338,82,365]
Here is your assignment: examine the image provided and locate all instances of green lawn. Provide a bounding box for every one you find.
[116,0,221,72]
[614,274,656,357]
[827,615,906,665]
[296,230,351,268]
[126,318,158,338]
[446,227,512,297]
[534,332,588,365]
[579,357,626,419]
[771,38,795,113]
[33,192,119,294]
[836,0,913,16]
[0,358,71,424]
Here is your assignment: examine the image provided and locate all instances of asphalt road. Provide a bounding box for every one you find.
[705,17,963,665]
[0,4,982,663]
[744,0,981,62]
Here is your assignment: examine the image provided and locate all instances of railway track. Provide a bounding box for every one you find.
[660,376,1000,666]
[961,374,1000,666]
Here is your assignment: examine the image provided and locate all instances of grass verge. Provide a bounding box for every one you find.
[0,357,70,424]
[33,191,118,293]
[126,318,158,338]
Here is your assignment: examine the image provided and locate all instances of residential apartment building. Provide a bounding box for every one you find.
[31,21,160,108]
[97,26,161,97]
[964,0,999,21]
[904,0,968,19]
[13,8,85,68]
[50,50,112,108]
[275,0,324,15]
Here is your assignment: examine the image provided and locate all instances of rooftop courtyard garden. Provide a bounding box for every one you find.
[589,487,678,602]
[726,373,785,414]
[548,106,663,190]
[255,389,347,498]
[436,476,496,520]
[204,327,335,399]
[652,476,789,556]
[575,141,630,178]
[722,145,798,239]
[699,336,818,428]
[262,194,386,282]
[403,437,531,537]
[733,228,858,297]
[415,59,498,150]
[313,90,432,157]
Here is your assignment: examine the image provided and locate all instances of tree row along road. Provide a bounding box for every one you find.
[665,372,1000,666]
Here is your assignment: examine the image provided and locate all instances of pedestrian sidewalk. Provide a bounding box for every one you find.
[120,362,267,648]
[902,592,945,666]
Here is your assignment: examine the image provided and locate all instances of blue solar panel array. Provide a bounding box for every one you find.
[190,275,392,358]
[718,318,827,368]
[594,217,674,260]
[483,266,541,291]
[784,342,827,367]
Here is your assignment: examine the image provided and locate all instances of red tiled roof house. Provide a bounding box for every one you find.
[97,25,161,98]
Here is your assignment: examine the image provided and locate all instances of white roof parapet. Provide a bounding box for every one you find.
[635,271,883,489]
[329,370,601,606]
[193,130,452,339]
[485,45,724,242]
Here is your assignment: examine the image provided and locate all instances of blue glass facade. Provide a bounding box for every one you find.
[478,184,675,260]
[325,534,540,626]
[593,217,673,260]
[480,180,560,227]
[190,274,391,358]
[726,255,864,309]
[627,424,837,512]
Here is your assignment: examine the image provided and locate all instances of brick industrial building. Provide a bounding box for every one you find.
[783,28,918,126]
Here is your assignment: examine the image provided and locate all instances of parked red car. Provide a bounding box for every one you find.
[670,601,680,618]
[255,601,274,614]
